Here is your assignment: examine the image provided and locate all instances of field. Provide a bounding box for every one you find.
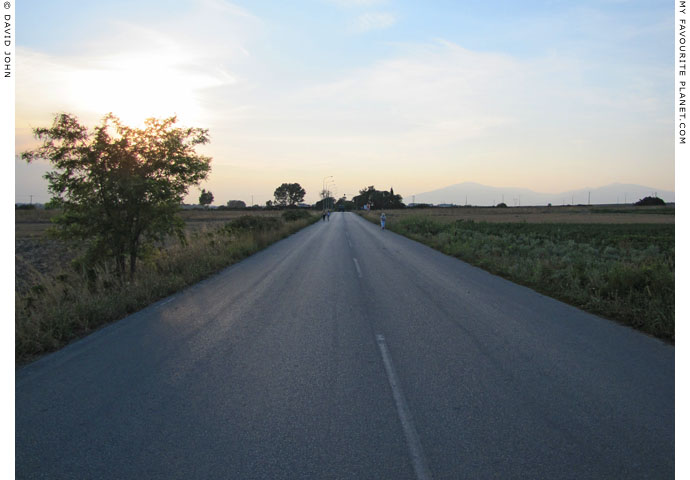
[376,204,675,224]
[15,208,318,362]
[362,205,674,341]
[15,209,288,291]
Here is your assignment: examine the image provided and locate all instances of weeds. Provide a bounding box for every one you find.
[16,213,318,363]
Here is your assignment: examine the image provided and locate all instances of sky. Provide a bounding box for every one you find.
[14,0,675,206]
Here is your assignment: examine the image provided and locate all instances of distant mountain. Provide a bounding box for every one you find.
[404,182,675,206]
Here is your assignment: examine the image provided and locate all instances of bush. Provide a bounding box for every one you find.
[223,215,282,233]
[282,209,312,221]
[496,202,508,208]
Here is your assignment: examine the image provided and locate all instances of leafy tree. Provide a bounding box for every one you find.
[226,200,246,208]
[22,113,212,277]
[335,197,355,211]
[353,185,405,209]
[634,196,665,206]
[199,189,214,207]
[273,182,306,207]
[314,197,335,211]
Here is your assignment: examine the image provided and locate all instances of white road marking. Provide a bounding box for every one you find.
[353,258,362,278]
[375,334,432,480]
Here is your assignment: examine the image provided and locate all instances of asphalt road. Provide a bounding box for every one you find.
[16,212,674,479]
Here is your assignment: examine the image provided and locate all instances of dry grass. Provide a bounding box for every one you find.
[15,209,318,363]
[14,208,287,287]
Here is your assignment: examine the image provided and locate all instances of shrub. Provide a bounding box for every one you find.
[282,209,312,221]
[223,215,282,233]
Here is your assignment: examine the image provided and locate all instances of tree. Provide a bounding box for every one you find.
[226,200,246,209]
[314,196,335,211]
[335,196,355,211]
[22,113,212,277]
[634,196,666,206]
[352,185,405,209]
[199,189,214,207]
[273,182,306,207]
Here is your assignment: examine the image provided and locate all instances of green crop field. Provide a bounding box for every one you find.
[362,209,674,341]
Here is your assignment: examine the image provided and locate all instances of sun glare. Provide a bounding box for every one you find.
[64,51,222,128]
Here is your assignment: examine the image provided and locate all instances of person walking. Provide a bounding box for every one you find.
[322,211,326,221]
[380,212,386,230]
[327,210,330,221]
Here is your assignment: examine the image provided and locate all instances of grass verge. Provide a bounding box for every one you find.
[363,212,674,341]
[16,213,319,364]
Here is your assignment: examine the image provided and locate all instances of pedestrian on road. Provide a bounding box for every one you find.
[322,212,326,221]
[327,210,330,221]
[380,212,386,230]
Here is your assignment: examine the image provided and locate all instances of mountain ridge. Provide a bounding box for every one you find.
[403,182,675,206]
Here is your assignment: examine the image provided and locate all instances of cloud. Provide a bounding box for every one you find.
[254,36,672,196]
[352,12,397,32]
[16,3,673,201]
[15,0,259,147]
[289,41,526,143]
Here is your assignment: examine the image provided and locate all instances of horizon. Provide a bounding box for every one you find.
[14,171,675,208]
[14,0,675,205]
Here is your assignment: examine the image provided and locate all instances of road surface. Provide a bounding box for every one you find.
[16,212,674,479]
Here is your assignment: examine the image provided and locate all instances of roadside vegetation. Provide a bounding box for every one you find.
[16,210,318,363]
[16,112,319,363]
[362,209,674,341]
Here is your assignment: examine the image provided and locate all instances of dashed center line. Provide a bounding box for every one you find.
[376,334,432,480]
[352,257,362,278]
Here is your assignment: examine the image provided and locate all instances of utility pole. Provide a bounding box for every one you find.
[588,192,590,205]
